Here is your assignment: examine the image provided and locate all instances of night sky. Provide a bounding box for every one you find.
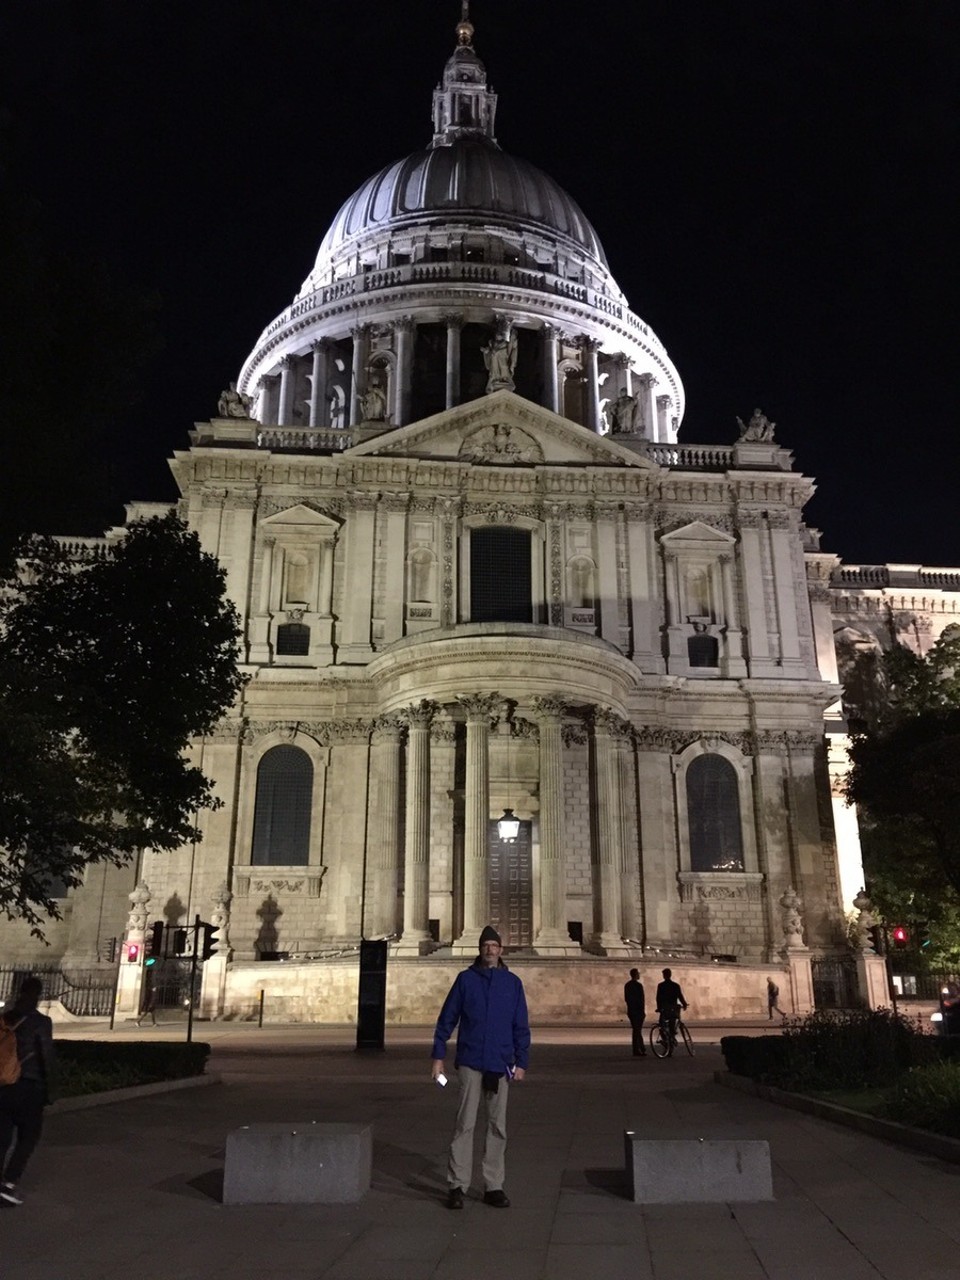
[2,1,957,566]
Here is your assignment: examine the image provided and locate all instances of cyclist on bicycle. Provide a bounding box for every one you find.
[655,968,688,1047]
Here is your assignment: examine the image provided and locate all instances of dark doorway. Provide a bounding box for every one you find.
[470,526,532,622]
[488,819,533,948]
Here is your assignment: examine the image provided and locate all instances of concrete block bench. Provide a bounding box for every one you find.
[624,1133,773,1203]
[223,1121,372,1205]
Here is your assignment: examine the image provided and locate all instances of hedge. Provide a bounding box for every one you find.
[54,1040,211,1098]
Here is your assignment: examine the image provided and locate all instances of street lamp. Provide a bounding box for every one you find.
[497,807,520,842]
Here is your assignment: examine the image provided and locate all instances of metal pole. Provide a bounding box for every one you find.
[108,955,122,1032]
[258,988,265,1028]
[882,924,899,1017]
[187,914,200,1045]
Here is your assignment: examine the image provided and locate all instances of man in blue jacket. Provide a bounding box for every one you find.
[431,924,530,1210]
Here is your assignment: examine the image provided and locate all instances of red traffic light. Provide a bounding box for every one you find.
[891,926,910,947]
[127,942,140,962]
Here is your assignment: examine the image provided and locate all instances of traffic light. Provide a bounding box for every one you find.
[173,928,188,956]
[126,942,140,963]
[891,925,910,948]
[145,921,164,967]
[201,922,220,961]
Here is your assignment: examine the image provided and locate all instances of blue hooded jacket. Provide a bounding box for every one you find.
[431,960,530,1074]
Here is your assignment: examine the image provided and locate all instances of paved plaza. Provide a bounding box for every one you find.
[2,1021,959,1280]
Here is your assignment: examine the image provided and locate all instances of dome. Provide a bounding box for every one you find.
[314,139,610,275]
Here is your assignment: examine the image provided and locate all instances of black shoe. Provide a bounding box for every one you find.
[446,1186,464,1210]
[483,1189,510,1208]
[0,1183,23,1207]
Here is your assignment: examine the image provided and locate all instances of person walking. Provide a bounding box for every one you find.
[767,976,786,1020]
[0,976,55,1207]
[655,967,688,1048]
[431,925,530,1210]
[623,968,647,1057]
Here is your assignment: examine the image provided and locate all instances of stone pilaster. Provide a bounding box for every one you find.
[452,694,499,953]
[531,697,579,953]
[587,709,630,955]
[395,700,437,954]
[394,317,414,426]
[541,323,560,413]
[444,314,462,409]
[366,717,404,938]
[309,339,331,428]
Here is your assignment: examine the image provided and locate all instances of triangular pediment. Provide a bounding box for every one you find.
[345,390,654,468]
[660,520,736,546]
[260,502,340,530]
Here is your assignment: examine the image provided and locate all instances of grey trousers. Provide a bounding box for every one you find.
[447,1065,509,1192]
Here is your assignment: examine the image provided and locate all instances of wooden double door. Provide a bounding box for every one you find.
[487,819,533,948]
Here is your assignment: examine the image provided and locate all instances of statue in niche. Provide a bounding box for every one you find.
[360,378,388,422]
[217,382,253,418]
[607,388,641,434]
[737,407,776,442]
[481,317,518,392]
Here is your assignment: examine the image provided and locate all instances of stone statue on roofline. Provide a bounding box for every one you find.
[607,388,640,434]
[482,316,518,393]
[217,382,253,418]
[737,407,776,442]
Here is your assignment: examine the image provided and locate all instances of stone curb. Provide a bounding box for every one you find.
[48,1072,222,1115]
[715,1069,960,1165]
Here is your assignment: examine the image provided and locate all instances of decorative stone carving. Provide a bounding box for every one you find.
[210,882,232,951]
[607,388,641,434]
[481,316,518,392]
[561,723,588,747]
[851,887,877,952]
[235,870,326,898]
[459,423,543,465]
[456,693,501,723]
[359,379,388,422]
[371,714,404,744]
[217,382,253,418]
[126,881,151,939]
[326,719,373,743]
[677,872,764,903]
[753,729,822,753]
[737,408,776,442]
[403,699,438,728]
[530,695,567,722]
[779,885,806,951]
[594,707,632,740]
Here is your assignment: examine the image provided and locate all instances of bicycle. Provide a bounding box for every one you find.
[650,1013,694,1058]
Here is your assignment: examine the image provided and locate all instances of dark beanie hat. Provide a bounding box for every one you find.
[479,925,501,947]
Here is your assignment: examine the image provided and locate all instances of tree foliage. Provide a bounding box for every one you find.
[845,627,960,951]
[0,513,244,931]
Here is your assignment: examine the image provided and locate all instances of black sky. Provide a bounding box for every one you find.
[2,1,957,566]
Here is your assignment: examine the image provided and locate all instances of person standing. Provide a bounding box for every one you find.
[767,977,786,1020]
[0,976,55,1207]
[623,968,647,1057]
[655,967,688,1047]
[431,925,530,1210]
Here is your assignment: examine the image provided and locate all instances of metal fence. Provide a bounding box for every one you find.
[811,957,859,1009]
[0,963,115,1017]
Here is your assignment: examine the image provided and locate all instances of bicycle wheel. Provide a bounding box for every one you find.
[679,1020,694,1056]
[650,1023,671,1058]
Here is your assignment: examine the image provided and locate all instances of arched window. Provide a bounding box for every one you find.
[251,746,312,866]
[686,755,744,872]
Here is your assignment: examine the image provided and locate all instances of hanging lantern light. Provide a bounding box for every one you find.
[497,807,520,843]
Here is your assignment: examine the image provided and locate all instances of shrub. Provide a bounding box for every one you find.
[720,1035,791,1081]
[55,1040,210,1099]
[885,1061,960,1138]
[777,1009,937,1091]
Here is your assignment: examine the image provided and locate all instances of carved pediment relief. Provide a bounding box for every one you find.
[345,390,653,469]
[459,423,543,465]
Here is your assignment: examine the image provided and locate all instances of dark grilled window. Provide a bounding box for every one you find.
[688,633,719,668]
[276,622,310,656]
[687,755,744,872]
[470,527,531,622]
[251,746,312,866]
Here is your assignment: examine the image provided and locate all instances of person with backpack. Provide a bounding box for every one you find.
[0,975,55,1207]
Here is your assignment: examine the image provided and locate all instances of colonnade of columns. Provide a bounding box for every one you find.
[255,317,634,435]
[378,695,633,957]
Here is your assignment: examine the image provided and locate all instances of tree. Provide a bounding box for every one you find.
[845,627,960,955]
[0,513,244,931]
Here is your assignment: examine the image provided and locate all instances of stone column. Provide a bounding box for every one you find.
[616,728,641,942]
[259,374,280,426]
[614,352,634,397]
[582,337,601,433]
[396,700,437,954]
[278,356,296,426]
[452,694,499,954]
[367,716,404,939]
[588,709,630,954]
[637,372,658,440]
[718,552,747,677]
[310,339,331,428]
[444,314,462,409]
[531,697,578,953]
[349,325,370,425]
[541,323,560,413]
[114,880,152,1018]
[656,393,672,442]
[393,316,414,426]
